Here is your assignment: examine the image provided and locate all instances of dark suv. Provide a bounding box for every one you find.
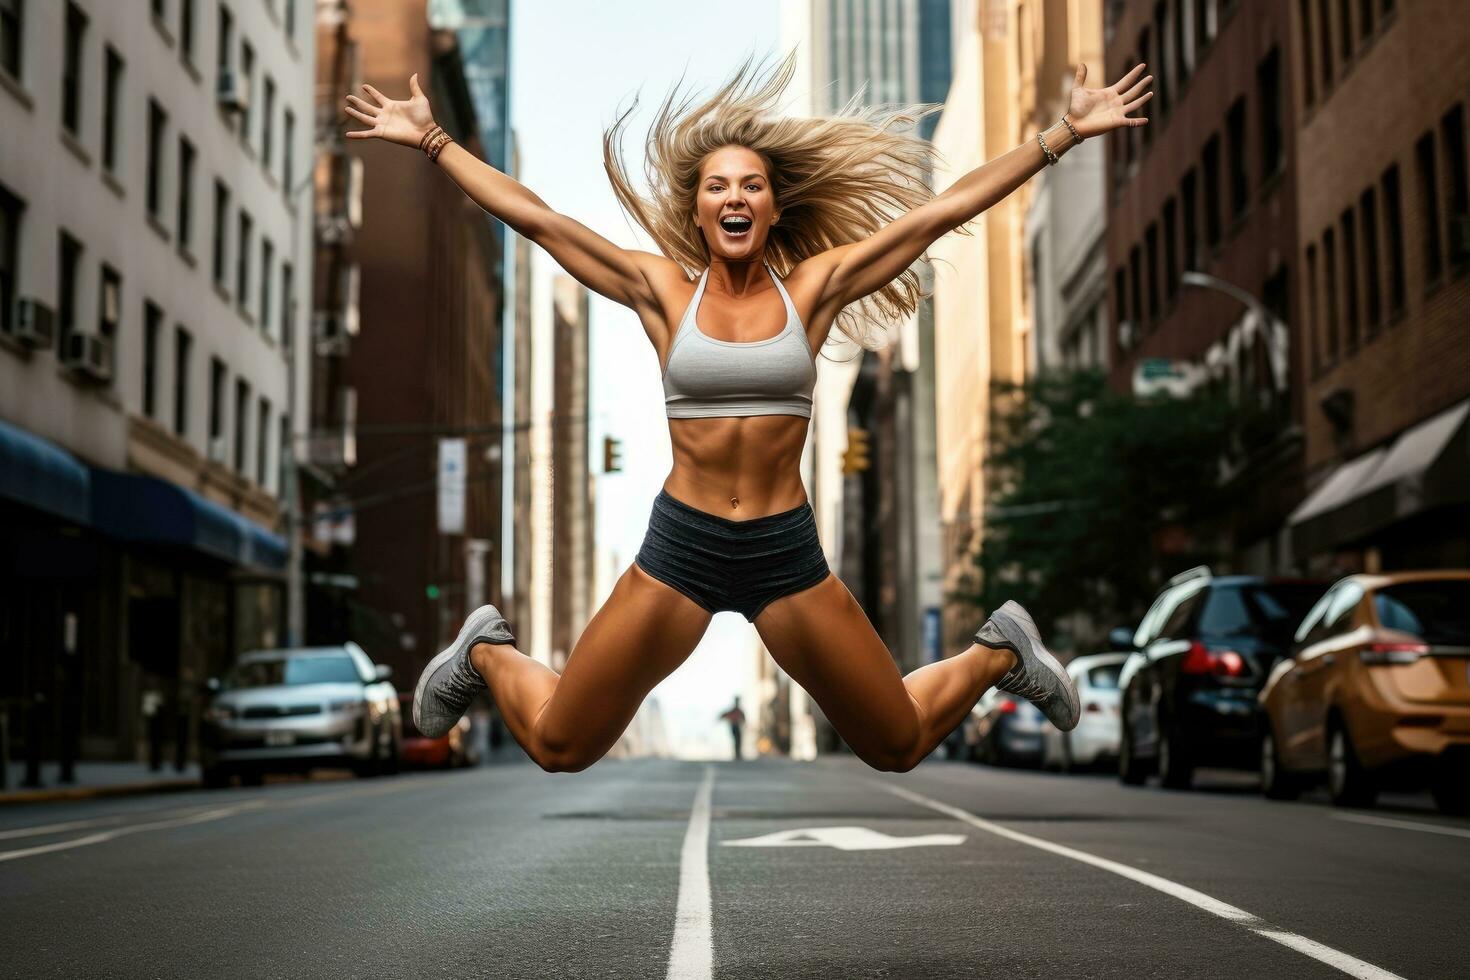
[1115,567,1328,789]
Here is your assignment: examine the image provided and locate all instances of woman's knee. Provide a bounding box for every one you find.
[853,718,924,772]
[533,726,608,773]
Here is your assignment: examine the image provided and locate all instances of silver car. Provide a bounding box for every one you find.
[201,643,402,787]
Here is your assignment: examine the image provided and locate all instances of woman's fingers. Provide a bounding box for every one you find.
[345,93,378,116]
[409,72,424,99]
[1119,74,1153,103]
[343,104,376,126]
[344,126,377,140]
[1110,62,1146,93]
[1123,90,1154,114]
[361,82,388,106]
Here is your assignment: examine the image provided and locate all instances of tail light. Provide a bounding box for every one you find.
[998,699,1018,714]
[1181,640,1246,677]
[1085,702,1103,714]
[1360,641,1428,665]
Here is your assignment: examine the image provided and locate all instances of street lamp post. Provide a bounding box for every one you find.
[1179,270,1289,396]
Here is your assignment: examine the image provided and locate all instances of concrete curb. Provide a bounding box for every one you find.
[0,777,202,806]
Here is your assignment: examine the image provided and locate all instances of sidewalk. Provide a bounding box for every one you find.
[1,761,201,805]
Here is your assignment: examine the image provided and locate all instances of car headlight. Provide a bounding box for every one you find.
[328,699,364,714]
[204,704,236,723]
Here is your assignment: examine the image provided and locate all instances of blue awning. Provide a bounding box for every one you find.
[89,470,287,571]
[0,418,91,525]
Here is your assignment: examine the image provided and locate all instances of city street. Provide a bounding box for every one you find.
[2,758,1464,979]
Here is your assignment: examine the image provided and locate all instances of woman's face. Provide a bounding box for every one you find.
[694,145,780,262]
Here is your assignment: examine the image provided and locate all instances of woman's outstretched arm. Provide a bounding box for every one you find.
[813,61,1155,311]
[343,73,670,314]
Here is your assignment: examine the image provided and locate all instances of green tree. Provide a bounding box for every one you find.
[957,369,1240,650]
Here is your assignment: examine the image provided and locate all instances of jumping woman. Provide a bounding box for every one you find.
[342,51,1154,773]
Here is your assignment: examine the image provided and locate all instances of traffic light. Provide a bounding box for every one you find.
[841,427,871,475]
[602,435,623,474]
[425,584,441,600]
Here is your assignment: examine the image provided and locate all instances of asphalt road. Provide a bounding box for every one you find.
[1,759,1465,979]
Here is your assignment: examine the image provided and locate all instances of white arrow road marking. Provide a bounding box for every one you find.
[878,780,1405,980]
[665,765,714,980]
[722,826,966,850]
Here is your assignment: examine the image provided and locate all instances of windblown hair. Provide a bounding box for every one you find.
[602,48,954,352]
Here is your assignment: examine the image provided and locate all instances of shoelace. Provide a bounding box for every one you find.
[440,650,485,704]
[998,664,1052,705]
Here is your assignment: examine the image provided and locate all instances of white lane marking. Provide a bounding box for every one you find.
[666,765,714,980]
[722,826,965,850]
[1331,812,1470,840]
[878,781,1405,980]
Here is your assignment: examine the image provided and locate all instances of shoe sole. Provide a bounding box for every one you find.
[412,604,507,734]
[991,600,1081,731]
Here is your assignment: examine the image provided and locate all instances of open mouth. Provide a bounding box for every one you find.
[719,215,753,237]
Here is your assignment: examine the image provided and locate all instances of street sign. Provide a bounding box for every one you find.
[437,437,466,534]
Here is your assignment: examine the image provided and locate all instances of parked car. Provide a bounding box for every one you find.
[1117,567,1328,789]
[397,692,477,769]
[1258,571,1470,814]
[967,689,1047,768]
[1041,653,1127,772]
[201,643,401,787]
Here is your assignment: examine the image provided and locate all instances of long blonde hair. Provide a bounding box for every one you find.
[602,48,952,352]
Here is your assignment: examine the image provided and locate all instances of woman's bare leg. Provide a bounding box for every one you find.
[753,574,1016,771]
[468,564,712,772]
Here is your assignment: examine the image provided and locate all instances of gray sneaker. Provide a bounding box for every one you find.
[412,604,516,739]
[974,600,1080,732]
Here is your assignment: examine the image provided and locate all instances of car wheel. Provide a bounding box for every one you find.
[1260,728,1300,801]
[1118,718,1147,786]
[382,729,401,776]
[1429,761,1469,816]
[1327,721,1377,808]
[355,725,383,778]
[1158,728,1193,790]
[202,765,232,790]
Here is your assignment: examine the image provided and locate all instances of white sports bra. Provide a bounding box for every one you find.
[661,262,817,419]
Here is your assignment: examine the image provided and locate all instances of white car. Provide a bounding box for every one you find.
[1041,653,1127,772]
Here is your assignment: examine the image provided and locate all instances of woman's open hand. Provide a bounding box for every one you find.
[343,72,437,149]
[1064,63,1154,140]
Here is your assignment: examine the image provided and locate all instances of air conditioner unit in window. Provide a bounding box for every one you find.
[8,297,57,349]
[207,434,229,464]
[313,311,348,356]
[1118,319,1137,350]
[60,331,113,382]
[217,69,247,114]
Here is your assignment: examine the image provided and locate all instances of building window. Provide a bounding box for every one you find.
[1226,97,1248,218]
[174,327,191,437]
[1415,130,1443,284]
[181,0,196,63]
[147,98,167,222]
[216,3,232,82]
[143,301,162,419]
[1137,27,1152,149]
[99,264,120,339]
[285,0,296,41]
[1381,163,1405,316]
[1322,226,1338,364]
[281,260,293,346]
[1114,266,1128,344]
[262,75,275,174]
[278,413,290,495]
[212,180,229,288]
[1257,47,1283,182]
[177,137,195,254]
[283,109,295,196]
[103,46,123,174]
[1298,0,1316,107]
[1317,0,1334,95]
[1194,0,1211,53]
[152,0,166,20]
[236,210,252,314]
[1163,196,1179,302]
[1203,134,1222,248]
[62,2,87,136]
[1305,243,1319,373]
[1340,207,1359,353]
[57,230,82,355]
[1359,187,1382,335]
[1153,2,1170,117]
[234,378,249,473]
[1181,167,1198,270]
[240,40,254,146]
[1357,0,1374,40]
[256,397,270,485]
[1145,221,1160,323]
[1338,0,1354,64]
[0,183,20,335]
[1173,0,1189,89]
[260,238,273,338]
[0,0,23,79]
[1442,103,1469,267]
[209,356,226,455]
[1129,244,1144,332]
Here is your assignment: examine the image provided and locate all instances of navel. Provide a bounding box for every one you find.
[730,496,740,510]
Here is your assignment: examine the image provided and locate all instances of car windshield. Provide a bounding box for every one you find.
[1087,664,1122,690]
[1197,583,1326,643]
[1375,582,1470,643]
[224,654,361,689]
